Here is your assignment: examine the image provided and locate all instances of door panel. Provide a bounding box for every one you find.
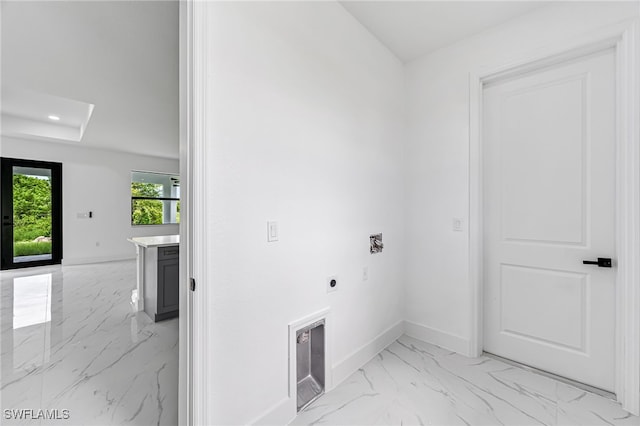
[501,75,587,245]
[158,259,179,313]
[1,158,62,270]
[500,265,587,351]
[483,49,616,391]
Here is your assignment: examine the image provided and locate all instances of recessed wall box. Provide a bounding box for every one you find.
[296,320,325,411]
[370,233,383,254]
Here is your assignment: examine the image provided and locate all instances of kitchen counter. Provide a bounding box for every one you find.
[128,235,180,321]
[127,234,180,248]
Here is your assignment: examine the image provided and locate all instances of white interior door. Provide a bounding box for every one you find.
[483,49,616,392]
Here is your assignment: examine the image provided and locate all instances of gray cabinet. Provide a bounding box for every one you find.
[157,246,179,317]
[144,245,179,321]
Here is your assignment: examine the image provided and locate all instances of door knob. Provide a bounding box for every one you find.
[583,258,612,268]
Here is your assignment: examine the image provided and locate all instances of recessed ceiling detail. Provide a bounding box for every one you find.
[1,1,179,158]
[1,86,95,143]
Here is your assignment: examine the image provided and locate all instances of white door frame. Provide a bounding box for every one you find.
[469,19,640,415]
[178,0,189,423]
[182,0,212,424]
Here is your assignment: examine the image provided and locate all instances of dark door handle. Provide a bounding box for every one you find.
[583,258,612,268]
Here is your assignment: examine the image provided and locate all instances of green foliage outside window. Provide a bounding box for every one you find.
[131,181,180,225]
[132,182,164,225]
[13,174,52,241]
[15,241,52,256]
[132,181,164,198]
[12,174,53,257]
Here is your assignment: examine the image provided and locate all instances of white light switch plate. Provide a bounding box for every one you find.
[267,221,278,242]
[453,218,464,232]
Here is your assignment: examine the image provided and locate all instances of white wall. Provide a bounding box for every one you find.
[1,136,179,264]
[404,2,640,350]
[206,2,405,424]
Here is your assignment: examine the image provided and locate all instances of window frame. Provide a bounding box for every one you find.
[130,171,180,226]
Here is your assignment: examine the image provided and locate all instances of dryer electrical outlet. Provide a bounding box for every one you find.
[327,276,338,293]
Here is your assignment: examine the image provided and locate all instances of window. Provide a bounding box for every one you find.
[131,171,180,225]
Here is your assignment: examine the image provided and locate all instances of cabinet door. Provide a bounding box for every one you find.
[158,258,179,314]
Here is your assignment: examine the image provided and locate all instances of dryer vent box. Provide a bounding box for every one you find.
[296,321,325,411]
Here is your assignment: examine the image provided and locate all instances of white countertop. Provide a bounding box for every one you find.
[127,235,180,248]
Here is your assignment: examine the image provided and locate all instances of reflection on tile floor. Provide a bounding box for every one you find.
[4,261,636,426]
[0,261,178,425]
[292,336,640,426]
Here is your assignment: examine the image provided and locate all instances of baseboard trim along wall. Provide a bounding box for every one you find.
[251,320,404,425]
[331,320,405,389]
[251,320,472,425]
[404,320,470,356]
[62,255,136,266]
[250,397,294,426]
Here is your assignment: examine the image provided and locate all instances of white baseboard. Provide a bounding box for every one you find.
[252,320,404,426]
[251,321,471,425]
[404,320,470,356]
[249,397,295,426]
[62,255,136,266]
[331,320,405,389]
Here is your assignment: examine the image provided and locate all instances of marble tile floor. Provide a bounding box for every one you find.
[0,260,178,425]
[292,336,640,426]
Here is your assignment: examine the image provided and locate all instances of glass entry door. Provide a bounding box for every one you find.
[1,158,62,270]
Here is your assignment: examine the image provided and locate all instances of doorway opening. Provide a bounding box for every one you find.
[469,20,640,415]
[482,48,616,392]
[1,157,62,270]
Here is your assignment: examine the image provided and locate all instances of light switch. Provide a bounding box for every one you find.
[453,218,464,232]
[267,221,278,242]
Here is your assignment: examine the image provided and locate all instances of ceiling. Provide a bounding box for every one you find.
[340,1,549,63]
[1,1,179,159]
[2,87,95,143]
[0,1,550,158]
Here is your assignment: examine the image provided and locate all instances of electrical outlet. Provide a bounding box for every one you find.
[327,276,338,293]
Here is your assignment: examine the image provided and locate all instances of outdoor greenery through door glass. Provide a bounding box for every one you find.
[131,171,180,225]
[13,172,52,257]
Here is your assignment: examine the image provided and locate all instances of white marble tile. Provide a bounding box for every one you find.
[292,336,640,426]
[557,383,639,426]
[0,261,178,426]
